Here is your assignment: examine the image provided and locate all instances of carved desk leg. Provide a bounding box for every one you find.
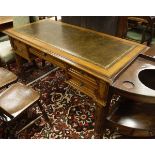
[94,81,110,138]
[15,54,23,73]
[95,104,109,138]
[9,37,23,73]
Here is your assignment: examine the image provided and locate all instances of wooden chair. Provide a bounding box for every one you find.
[0,82,52,138]
[104,55,155,138]
[0,67,17,89]
[125,16,154,46]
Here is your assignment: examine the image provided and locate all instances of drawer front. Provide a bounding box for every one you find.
[13,40,31,60]
[29,47,66,68]
[68,67,98,89]
[66,67,98,99]
[66,78,97,99]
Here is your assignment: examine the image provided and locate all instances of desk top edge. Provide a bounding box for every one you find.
[4,19,148,83]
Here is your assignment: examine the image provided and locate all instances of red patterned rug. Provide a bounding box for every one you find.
[0,61,123,139]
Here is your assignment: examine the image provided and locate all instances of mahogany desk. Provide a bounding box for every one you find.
[4,19,148,138]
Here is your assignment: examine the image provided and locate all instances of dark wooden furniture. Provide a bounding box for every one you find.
[61,16,127,37]
[0,16,13,32]
[0,67,17,89]
[126,16,154,46]
[4,19,148,138]
[112,55,155,104]
[0,16,13,42]
[106,99,155,137]
[106,55,155,137]
[142,44,155,58]
[0,82,51,138]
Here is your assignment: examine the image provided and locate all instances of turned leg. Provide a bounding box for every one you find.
[94,81,110,138]
[15,54,23,73]
[94,103,109,138]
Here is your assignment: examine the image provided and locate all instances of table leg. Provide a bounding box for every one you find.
[15,54,23,73]
[94,81,111,138]
[94,103,109,138]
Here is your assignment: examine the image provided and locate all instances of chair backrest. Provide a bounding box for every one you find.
[122,16,154,45]
[0,67,17,88]
[128,16,153,29]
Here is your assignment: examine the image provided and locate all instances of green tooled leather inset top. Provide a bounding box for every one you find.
[15,20,137,69]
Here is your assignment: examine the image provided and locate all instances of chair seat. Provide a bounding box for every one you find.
[0,41,15,63]
[0,82,40,117]
[107,101,155,131]
[0,67,17,88]
[127,29,151,42]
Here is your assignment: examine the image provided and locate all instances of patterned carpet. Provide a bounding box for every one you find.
[0,61,122,139]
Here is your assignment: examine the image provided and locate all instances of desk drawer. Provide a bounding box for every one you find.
[29,47,66,68]
[13,39,31,60]
[66,67,98,99]
[68,67,98,89]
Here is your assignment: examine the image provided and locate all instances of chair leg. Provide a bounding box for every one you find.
[2,122,16,139]
[1,122,8,138]
[147,39,152,46]
[15,115,42,136]
[37,102,52,128]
